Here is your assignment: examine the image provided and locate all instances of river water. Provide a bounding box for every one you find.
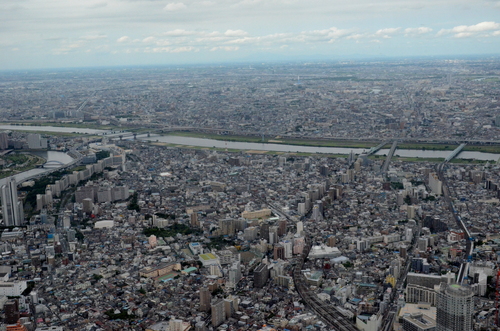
[142,135,500,161]
[0,125,108,135]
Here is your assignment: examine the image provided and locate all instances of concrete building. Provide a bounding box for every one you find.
[199,287,211,312]
[1,177,23,226]
[254,263,270,288]
[428,173,442,195]
[436,284,473,331]
[242,208,271,219]
[211,299,226,327]
[27,133,47,149]
[402,313,436,331]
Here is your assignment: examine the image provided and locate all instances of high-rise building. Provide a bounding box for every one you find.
[0,133,8,150]
[228,261,241,287]
[1,177,23,226]
[27,133,48,149]
[428,173,442,195]
[296,221,304,236]
[190,212,199,227]
[273,244,285,260]
[254,263,270,288]
[436,283,473,331]
[4,300,19,324]
[260,223,270,241]
[277,219,287,237]
[211,299,226,327]
[224,295,238,319]
[199,286,211,312]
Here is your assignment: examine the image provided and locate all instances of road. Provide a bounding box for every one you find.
[381,141,398,173]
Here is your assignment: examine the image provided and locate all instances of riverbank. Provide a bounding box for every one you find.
[0,152,46,180]
[166,131,379,149]
[149,141,493,164]
[165,131,500,153]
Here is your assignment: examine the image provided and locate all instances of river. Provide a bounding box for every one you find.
[0,151,74,187]
[141,135,500,161]
[0,125,108,135]
[2,124,499,162]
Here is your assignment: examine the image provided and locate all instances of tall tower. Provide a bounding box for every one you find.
[199,287,211,312]
[211,299,226,328]
[1,177,23,226]
[436,283,474,331]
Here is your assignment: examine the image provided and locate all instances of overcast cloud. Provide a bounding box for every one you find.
[1,0,500,69]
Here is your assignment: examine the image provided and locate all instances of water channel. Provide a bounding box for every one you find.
[1,124,499,188]
[0,125,108,135]
[0,151,74,187]
[142,135,500,162]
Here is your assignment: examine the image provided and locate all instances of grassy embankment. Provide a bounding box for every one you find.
[0,153,46,179]
[167,131,500,153]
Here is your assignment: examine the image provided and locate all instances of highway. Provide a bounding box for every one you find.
[381,141,398,173]
[364,141,389,157]
[444,143,467,163]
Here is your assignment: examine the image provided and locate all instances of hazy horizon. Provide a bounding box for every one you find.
[1,0,500,70]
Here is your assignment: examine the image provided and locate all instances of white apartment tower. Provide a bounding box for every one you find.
[436,283,473,331]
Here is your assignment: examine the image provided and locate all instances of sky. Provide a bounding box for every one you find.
[1,0,500,70]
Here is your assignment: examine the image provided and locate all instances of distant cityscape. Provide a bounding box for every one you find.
[0,58,499,331]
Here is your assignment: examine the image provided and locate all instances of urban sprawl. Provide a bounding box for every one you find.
[0,59,499,331]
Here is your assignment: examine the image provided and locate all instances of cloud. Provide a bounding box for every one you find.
[171,46,197,52]
[346,34,365,40]
[305,27,351,42]
[224,29,248,37]
[437,21,500,38]
[375,27,401,35]
[163,29,196,36]
[210,46,239,51]
[164,2,186,11]
[374,27,401,39]
[142,36,155,43]
[454,32,473,38]
[145,46,198,53]
[117,36,131,43]
[404,27,432,35]
[452,21,500,33]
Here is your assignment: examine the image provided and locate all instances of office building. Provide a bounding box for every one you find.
[436,283,473,331]
[254,263,270,288]
[278,219,287,236]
